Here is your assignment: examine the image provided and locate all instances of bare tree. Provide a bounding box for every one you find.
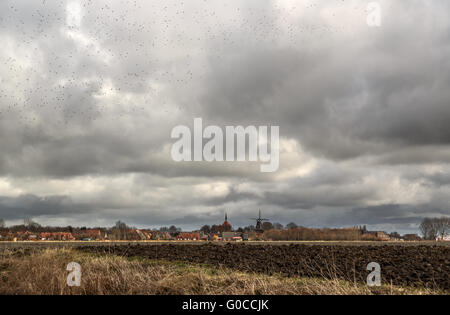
[200,225,211,234]
[420,218,436,240]
[23,218,41,230]
[168,225,181,236]
[420,217,450,240]
[273,222,284,230]
[435,217,450,239]
[262,222,274,231]
[286,222,297,229]
[115,220,128,230]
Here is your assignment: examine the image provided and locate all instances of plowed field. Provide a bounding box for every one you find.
[79,243,450,290]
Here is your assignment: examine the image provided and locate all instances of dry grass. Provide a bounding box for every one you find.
[0,247,442,295]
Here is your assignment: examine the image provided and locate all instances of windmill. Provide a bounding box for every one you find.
[251,209,269,232]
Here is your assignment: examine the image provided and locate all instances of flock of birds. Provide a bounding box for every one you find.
[0,0,369,128]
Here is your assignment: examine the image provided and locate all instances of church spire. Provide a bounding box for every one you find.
[225,212,228,221]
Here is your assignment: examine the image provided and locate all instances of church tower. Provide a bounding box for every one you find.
[222,212,232,231]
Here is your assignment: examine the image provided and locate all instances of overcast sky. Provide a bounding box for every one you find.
[0,0,449,234]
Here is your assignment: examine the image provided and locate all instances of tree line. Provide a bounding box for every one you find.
[263,226,366,241]
[1,217,449,240]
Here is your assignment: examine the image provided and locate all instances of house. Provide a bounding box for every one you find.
[76,229,102,240]
[176,232,200,241]
[41,232,74,241]
[360,227,391,241]
[222,232,236,241]
[222,232,245,241]
[375,231,390,241]
[150,230,171,240]
[125,229,144,241]
[136,229,152,240]
[14,231,38,241]
[436,235,450,241]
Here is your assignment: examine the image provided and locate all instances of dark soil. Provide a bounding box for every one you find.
[78,243,450,290]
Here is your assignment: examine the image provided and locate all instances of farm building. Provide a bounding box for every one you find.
[360,228,391,241]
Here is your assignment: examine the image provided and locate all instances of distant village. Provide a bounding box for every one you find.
[0,213,448,242]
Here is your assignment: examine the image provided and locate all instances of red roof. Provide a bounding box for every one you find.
[176,232,200,240]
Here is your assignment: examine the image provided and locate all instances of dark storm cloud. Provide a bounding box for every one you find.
[0,194,89,220]
[196,1,450,162]
[342,204,450,227]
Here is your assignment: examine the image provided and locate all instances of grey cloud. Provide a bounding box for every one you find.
[0,1,449,233]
